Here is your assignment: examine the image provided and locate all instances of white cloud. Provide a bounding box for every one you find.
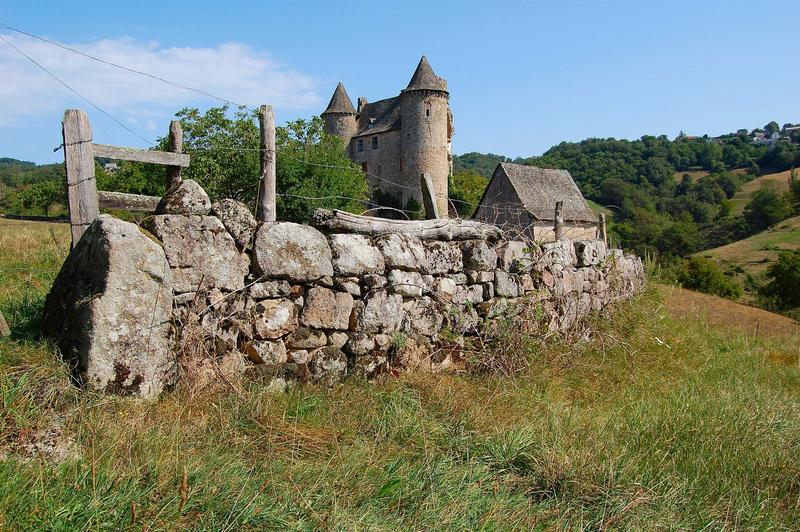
[0,34,322,129]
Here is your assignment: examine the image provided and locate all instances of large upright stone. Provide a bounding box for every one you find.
[156,179,211,215]
[329,234,385,276]
[42,215,173,399]
[253,222,333,282]
[377,234,429,272]
[212,199,257,249]
[147,215,248,293]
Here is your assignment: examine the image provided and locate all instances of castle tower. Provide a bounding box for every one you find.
[400,56,451,217]
[321,82,357,152]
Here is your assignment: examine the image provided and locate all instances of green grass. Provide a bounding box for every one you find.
[3,220,800,529]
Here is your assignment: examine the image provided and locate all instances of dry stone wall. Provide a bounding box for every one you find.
[43,180,645,398]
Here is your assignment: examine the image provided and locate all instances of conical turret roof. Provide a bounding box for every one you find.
[404,56,448,92]
[321,82,356,115]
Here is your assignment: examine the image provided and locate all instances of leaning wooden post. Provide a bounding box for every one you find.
[420,172,440,219]
[256,105,276,222]
[554,200,564,240]
[166,120,183,191]
[62,109,99,248]
[598,212,607,245]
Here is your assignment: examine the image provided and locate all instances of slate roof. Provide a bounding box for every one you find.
[403,56,448,93]
[483,163,597,223]
[321,82,356,115]
[353,96,401,137]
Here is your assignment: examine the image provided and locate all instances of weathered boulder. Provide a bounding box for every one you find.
[252,299,298,339]
[42,215,173,398]
[377,234,429,272]
[343,333,376,357]
[147,215,247,293]
[461,241,497,271]
[212,199,257,249]
[434,277,457,301]
[388,269,425,297]
[156,179,211,215]
[329,234,385,276]
[351,290,404,333]
[574,240,607,267]
[300,287,353,330]
[252,222,333,282]
[425,241,463,274]
[328,331,349,349]
[403,297,445,336]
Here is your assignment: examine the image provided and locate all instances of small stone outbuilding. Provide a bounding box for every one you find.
[472,162,599,241]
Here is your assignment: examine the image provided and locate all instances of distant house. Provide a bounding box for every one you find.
[472,162,599,241]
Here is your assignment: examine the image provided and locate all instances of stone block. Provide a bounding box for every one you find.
[156,179,211,215]
[388,269,425,297]
[460,241,497,271]
[252,222,333,282]
[574,240,607,267]
[212,198,256,249]
[377,233,429,272]
[425,241,463,274]
[300,287,353,330]
[252,299,298,340]
[329,234,385,276]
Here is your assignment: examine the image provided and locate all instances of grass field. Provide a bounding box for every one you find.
[696,215,800,290]
[3,219,800,529]
[729,168,794,215]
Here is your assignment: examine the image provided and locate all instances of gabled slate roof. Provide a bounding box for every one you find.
[321,82,356,115]
[353,96,401,137]
[482,163,597,223]
[403,56,448,93]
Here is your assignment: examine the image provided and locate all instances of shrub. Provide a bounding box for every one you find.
[762,249,800,309]
[675,256,743,299]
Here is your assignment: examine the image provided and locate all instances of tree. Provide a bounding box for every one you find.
[765,121,781,135]
[676,256,742,299]
[762,250,800,308]
[449,169,489,216]
[743,188,791,232]
[19,179,65,216]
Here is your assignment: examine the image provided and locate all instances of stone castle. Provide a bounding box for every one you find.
[321,56,453,216]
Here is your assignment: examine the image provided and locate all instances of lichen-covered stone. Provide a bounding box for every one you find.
[248,280,291,299]
[388,269,425,297]
[362,274,387,291]
[460,241,497,271]
[252,222,333,282]
[334,278,361,296]
[343,333,375,356]
[352,290,404,333]
[329,234,385,276]
[425,241,463,274]
[466,270,494,284]
[495,270,522,298]
[252,299,298,340]
[147,215,247,293]
[328,332,349,349]
[42,215,173,399]
[574,240,607,267]
[300,287,353,330]
[156,179,211,215]
[244,340,287,365]
[285,326,328,350]
[540,239,577,272]
[403,297,445,336]
[496,241,532,272]
[377,233,429,272]
[212,198,257,249]
[309,346,348,385]
[434,277,457,301]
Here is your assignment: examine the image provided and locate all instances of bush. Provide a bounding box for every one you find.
[762,249,800,309]
[675,256,742,299]
[744,188,792,233]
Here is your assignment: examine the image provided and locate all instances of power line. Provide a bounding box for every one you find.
[0,21,247,108]
[0,34,154,145]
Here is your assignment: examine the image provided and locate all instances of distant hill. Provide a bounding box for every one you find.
[452,152,508,177]
[729,169,794,215]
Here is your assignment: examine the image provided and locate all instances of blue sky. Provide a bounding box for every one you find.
[1,0,798,164]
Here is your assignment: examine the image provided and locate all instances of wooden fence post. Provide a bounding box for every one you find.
[256,105,276,222]
[166,120,183,191]
[554,201,564,240]
[63,109,99,248]
[420,172,440,220]
[598,212,607,245]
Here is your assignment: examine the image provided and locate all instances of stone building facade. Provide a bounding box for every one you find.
[473,163,600,242]
[321,56,454,217]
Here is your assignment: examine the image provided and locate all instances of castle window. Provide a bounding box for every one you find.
[356,139,364,152]
[406,134,411,141]
[425,108,430,117]
[361,162,368,173]
[377,164,382,176]
[399,159,403,171]
[372,136,378,149]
